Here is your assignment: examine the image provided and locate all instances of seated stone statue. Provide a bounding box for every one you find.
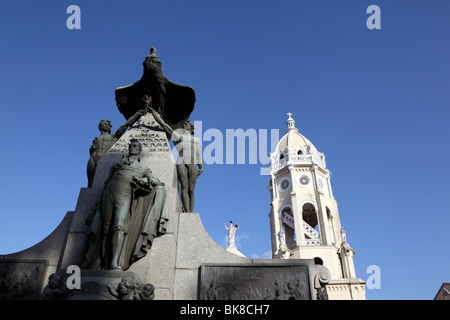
[81,139,168,271]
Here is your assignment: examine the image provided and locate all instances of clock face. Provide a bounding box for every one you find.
[298,175,310,186]
[279,178,290,192]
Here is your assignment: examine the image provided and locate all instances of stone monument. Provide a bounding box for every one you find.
[0,46,332,300]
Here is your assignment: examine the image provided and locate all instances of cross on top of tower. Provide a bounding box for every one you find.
[285,112,298,133]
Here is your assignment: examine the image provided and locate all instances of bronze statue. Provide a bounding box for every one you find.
[81,139,169,270]
[115,46,196,130]
[87,109,145,187]
[148,106,203,212]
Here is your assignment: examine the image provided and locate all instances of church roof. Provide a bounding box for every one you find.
[270,113,326,173]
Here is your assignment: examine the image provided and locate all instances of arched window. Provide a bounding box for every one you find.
[294,146,305,156]
[314,257,323,265]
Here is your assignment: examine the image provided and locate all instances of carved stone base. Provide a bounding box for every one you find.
[0,259,49,300]
[199,261,330,300]
[50,269,152,300]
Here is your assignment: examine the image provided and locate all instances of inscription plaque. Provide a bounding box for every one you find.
[109,117,170,154]
[200,263,312,300]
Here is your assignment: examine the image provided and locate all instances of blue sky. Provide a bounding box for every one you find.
[0,1,449,300]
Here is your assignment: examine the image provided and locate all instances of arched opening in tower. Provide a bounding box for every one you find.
[302,203,321,245]
[302,203,318,229]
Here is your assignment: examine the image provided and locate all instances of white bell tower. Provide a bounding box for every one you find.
[268,113,366,300]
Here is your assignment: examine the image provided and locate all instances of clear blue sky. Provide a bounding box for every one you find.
[0,1,449,300]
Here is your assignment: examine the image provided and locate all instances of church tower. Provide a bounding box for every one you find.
[268,113,366,300]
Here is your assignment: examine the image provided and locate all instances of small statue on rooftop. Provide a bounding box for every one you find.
[225,221,239,248]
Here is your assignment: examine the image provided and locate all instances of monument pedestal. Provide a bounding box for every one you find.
[64,113,184,299]
[173,212,250,299]
[61,269,141,300]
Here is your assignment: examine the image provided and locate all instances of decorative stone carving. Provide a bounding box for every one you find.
[312,265,331,300]
[340,227,347,243]
[199,263,328,300]
[0,260,48,300]
[106,275,155,300]
[40,273,70,300]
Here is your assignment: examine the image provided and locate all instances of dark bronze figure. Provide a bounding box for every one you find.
[81,139,169,270]
[148,106,203,212]
[87,109,145,187]
[115,46,196,130]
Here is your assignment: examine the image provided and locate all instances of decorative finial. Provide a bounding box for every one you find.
[285,112,298,133]
[150,46,157,56]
